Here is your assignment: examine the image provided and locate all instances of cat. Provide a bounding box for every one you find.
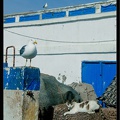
[64,100,100,116]
[64,91,81,111]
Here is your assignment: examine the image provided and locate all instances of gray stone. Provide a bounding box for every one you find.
[69,82,97,101]
[39,73,82,119]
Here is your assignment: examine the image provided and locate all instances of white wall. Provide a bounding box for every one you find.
[3,11,116,84]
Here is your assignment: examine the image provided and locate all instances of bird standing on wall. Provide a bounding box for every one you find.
[20,40,37,67]
[43,3,48,9]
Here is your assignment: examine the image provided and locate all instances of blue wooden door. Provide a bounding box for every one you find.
[82,61,116,97]
[102,62,116,94]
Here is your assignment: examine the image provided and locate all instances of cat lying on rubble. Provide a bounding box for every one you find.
[64,100,100,116]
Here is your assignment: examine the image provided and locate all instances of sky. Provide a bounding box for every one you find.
[4,0,108,15]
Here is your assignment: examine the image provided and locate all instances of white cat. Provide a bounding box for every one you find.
[64,100,100,116]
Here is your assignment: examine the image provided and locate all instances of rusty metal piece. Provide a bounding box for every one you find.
[5,46,15,67]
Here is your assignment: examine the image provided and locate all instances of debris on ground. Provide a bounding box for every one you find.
[53,103,116,120]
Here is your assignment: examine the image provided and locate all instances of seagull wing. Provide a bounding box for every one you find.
[45,3,48,7]
[43,3,47,8]
[20,45,26,55]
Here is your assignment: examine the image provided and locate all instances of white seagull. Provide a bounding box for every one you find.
[43,3,48,9]
[20,40,37,67]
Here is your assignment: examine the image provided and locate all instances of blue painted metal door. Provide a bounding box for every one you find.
[82,61,116,97]
[102,62,116,94]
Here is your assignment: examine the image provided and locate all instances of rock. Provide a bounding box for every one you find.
[39,73,82,119]
[69,82,97,101]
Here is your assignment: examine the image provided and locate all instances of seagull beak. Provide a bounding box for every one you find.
[33,41,37,44]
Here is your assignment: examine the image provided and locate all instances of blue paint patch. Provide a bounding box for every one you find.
[3,63,8,68]
[69,7,95,16]
[3,67,40,90]
[4,17,15,23]
[42,11,66,19]
[19,14,40,22]
[101,4,116,13]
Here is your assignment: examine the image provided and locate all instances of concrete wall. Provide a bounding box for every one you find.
[3,67,40,120]
[3,1,116,84]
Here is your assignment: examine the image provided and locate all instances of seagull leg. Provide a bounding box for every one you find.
[30,59,32,67]
[25,59,27,66]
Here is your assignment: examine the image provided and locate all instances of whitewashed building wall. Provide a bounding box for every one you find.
[4,1,116,84]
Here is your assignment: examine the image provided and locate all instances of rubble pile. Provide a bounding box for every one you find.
[39,74,117,120]
[53,103,116,120]
[102,108,117,120]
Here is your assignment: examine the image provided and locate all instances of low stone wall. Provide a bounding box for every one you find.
[53,104,116,120]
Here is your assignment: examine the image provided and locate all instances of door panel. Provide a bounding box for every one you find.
[82,61,116,98]
[102,62,116,93]
[82,62,102,97]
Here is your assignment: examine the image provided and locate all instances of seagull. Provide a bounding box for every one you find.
[20,40,37,67]
[43,3,48,9]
